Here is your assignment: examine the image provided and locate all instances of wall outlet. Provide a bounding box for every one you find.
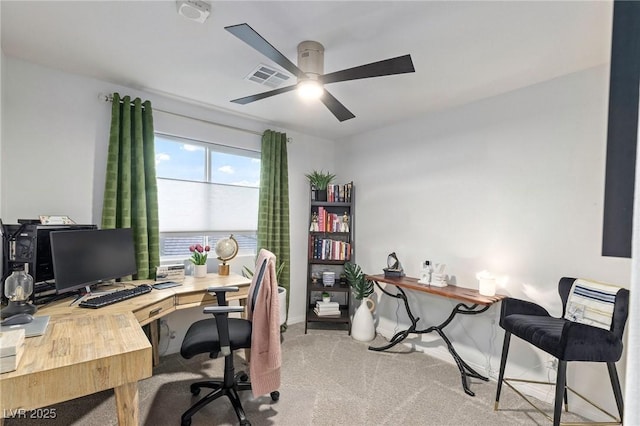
[548,358,558,370]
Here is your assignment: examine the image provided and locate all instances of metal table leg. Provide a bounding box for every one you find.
[368,280,490,396]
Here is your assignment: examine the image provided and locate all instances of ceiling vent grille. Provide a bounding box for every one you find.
[245,64,291,88]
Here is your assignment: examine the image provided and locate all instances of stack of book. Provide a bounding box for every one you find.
[0,329,26,373]
[314,301,341,317]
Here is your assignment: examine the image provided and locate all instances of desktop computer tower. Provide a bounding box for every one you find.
[1,221,96,303]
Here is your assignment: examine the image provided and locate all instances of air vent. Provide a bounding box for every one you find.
[245,64,291,88]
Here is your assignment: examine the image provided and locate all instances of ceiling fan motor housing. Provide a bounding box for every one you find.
[297,41,324,81]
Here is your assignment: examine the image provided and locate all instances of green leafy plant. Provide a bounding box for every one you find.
[344,262,374,300]
[322,291,330,298]
[305,170,336,190]
[189,244,210,265]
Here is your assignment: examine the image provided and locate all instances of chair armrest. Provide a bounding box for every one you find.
[207,286,239,307]
[203,306,245,315]
[562,322,623,361]
[501,297,550,319]
[202,305,245,357]
[207,286,239,293]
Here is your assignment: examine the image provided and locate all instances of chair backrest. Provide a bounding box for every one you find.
[559,276,630,339]
[251,258,268,313]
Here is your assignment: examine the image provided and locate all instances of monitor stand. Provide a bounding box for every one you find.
[69,285,94,306]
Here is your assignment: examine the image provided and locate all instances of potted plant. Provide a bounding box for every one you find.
[189,244,210,277]
[305,170,336,201]
[344,262,376,342]
[322,291,331,303]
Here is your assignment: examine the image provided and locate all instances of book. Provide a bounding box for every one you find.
[315,306,340,312]
[0,329,25,373]
[316,301,339,309]
[314,308,341,317]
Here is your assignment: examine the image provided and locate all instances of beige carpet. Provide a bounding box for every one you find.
[4,323,588,425]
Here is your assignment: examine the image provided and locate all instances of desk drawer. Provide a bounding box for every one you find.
[133,297,174,325]
[176,286,249,308]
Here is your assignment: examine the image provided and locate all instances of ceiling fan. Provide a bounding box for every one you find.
[225,23,416,122]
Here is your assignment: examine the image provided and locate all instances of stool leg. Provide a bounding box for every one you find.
[554,361,567,426]
[495,331,511,410]
[607,362,624,422]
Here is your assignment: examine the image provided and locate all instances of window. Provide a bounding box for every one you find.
[155,133,260,260]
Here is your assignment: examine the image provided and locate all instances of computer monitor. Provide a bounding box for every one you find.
[50,228,138,294]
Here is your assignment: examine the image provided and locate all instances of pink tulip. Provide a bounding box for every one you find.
[204,245,211,252]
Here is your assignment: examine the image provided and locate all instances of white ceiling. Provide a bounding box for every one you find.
[1,1,613,140]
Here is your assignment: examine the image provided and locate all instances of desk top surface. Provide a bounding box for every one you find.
[38,273,251,318]
[2,273,250,379]
[1,272,251,411]
[365,274,506,306]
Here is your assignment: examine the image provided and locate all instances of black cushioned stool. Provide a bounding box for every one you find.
[494,277,629,426]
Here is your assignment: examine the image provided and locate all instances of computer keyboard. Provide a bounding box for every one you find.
[79,285,152,309]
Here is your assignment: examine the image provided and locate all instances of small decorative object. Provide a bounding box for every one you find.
[322,271,335,287]
[418,260,432,285]
[322,292,331,303]
[305,170,336,201]
[339,212,349,232]
[1,264,37,319]
[476,270,496,296]
[383,252,405,278]
[189,244,210,278]
[429,263,447,287]
[344,262,375,342]
[214,234,239,276]
[309,212,319,231]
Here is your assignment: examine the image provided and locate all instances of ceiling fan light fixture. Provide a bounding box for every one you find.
[297,79,323,100]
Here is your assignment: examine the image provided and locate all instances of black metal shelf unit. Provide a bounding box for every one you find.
[304,183,354,333]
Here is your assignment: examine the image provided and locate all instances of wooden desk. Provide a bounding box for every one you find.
[0,273,251,424]
[366,274,505,396]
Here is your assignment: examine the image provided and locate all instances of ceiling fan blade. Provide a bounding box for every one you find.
[321,54,415,85]
[225,23,305,79]
[230,85,298,105]
[321,90,356,122]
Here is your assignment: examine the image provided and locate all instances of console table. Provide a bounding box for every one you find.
[0,273,251,425]
[365,274,505,396]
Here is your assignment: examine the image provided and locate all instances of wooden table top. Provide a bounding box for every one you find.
[365,274,506,306]
[0,273,251,412]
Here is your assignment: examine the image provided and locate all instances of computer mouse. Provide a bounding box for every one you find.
[1,313,34,326]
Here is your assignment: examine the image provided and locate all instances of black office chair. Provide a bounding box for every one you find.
[179,256,280,426]
[495,277,629,426]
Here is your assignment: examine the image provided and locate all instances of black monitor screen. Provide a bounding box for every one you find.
[50,228,138,294]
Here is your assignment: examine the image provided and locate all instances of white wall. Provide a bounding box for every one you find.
[336,65,632,420]
[0,56,337,348]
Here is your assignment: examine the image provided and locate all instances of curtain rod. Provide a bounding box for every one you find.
[101,94,265,137]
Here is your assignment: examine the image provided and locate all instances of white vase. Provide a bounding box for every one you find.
[278,286,287,326]
[194,264,207,278]
[351,298,376,342]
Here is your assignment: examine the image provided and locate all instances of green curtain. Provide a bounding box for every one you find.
[257,130,291,322]
[102,93,160,280]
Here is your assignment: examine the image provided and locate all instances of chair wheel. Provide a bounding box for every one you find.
[239,373,249,382]
[181,418,192,426]
[270,391,280,401]
[240,420,251,426]
[190,384,201,396]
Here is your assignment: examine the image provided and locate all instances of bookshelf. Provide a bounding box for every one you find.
[305,182,354,333]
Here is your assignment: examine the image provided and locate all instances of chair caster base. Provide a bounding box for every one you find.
[270,391,280,401]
